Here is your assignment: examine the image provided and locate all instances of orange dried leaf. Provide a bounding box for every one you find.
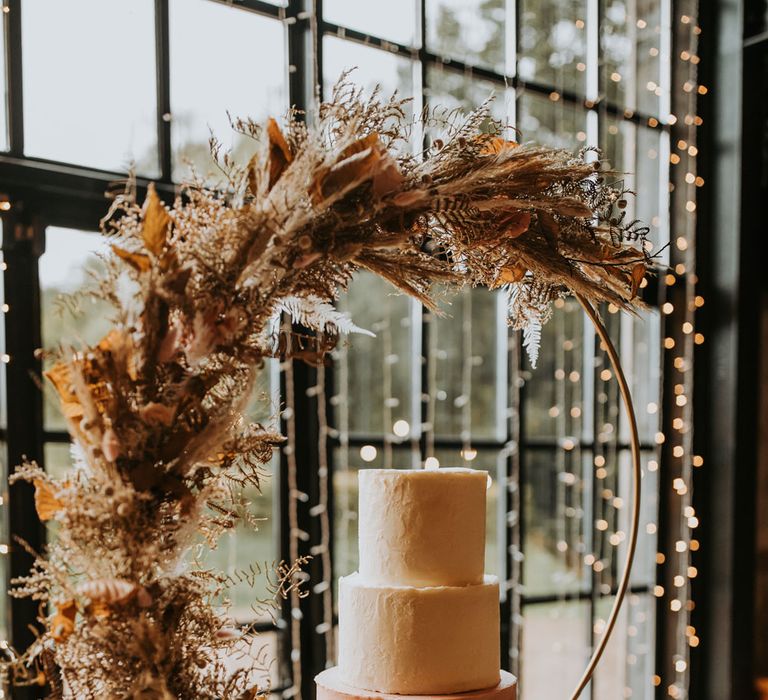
[50,598,77,643]
[557,199,593,218]
[45,360,85,429]
[482,137,519,155]
[630,262,646,299]
[392,189,428,208]
[266,118,293,190]
[140,402,175,427]
[338,133,379,160]
[34,479,63,521]
[142,183,171,256]
[502,211,532,239]
[312,146,381,204]
[44,361,76,404]
[86,601,111,619]
[97,328,127,354]
[493,262,527,287]
[58,599,77,621]
[61,402,83,419]
[246,153,261,195]
[538,211,561,241]
[372,152,405,198]
[112,245,150,273]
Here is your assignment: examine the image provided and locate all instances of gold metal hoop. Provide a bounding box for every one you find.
[569,294,642,700]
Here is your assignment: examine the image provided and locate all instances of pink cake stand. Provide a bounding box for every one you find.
[315,668,517,700]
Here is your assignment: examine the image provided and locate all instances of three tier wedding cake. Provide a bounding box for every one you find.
[316,468,517,699]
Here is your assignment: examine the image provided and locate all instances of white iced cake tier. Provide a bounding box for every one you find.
[337,572,501,695]
[358,468,488,587]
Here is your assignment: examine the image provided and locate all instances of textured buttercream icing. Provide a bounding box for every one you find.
[338,572,501,695]
[358,468,488,587]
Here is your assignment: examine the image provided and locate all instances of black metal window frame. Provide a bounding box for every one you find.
[0,2,696,700]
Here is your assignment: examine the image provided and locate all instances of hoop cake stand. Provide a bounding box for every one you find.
[316,669,517,700]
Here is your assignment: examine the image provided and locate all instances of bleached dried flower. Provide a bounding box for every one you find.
[140,402,175,427]
[77,578,136,605]
[101,428,120,463]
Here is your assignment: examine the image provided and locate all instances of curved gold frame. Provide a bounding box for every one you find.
[568,294,642,699]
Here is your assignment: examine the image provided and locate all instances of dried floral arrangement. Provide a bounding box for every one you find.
[3,77,652,699]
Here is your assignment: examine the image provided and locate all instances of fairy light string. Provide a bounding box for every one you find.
[656,2,702,697]
[311,364,335,664]
[280,343,303,698]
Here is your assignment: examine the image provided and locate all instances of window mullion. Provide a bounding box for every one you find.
[2,212,45,700]
[6,0,23,156]
[154,0,172,183]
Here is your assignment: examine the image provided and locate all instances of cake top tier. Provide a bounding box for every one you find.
[358,468,487,587]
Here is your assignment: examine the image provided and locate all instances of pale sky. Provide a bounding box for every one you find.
[18,0,451,175]
[39,227,108,290]
[21,0,437,285]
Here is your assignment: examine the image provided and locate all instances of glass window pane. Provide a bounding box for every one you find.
[522,448,590,597]
[596,0,667,116]
[623,312,662,445]
[426,0,509,74]
[433,288,502,439]
[39,228,113,431]
[426,65,511,124]
[602,1,637,110]
[636,1,665,116]
[335,272,414,437]
[517,91,588,150]
[594,594,656,699]
[324,0,417,46]
[207,476,277,621]
[169,1,288,181]
[635,126,667,249]
[523,301,586,442]
[521,601,590,696]
[323,36,415,121]
[631,451,660,587]
[604,114,634,174]
[22,0,158,174]
[223,629,284,690]
[44,441,72,481]
[518,1,587,96]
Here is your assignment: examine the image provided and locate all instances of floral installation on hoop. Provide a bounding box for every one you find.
[3,76,654,699]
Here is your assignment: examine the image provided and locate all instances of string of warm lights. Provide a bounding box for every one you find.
[331,337,353,583]
[280,342,304,699]
[379,318,396,469]
[312,365,335,665]
[424,311,438,468]
[656,2,702,697]
[460,292,475,465]
[0,230,9,700]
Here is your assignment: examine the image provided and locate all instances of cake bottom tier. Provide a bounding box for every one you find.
[316,668,517,700]
[338,573,500,695]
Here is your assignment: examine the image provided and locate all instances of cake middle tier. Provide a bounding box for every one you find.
[338,572,501,695]
[358,468,487,586]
